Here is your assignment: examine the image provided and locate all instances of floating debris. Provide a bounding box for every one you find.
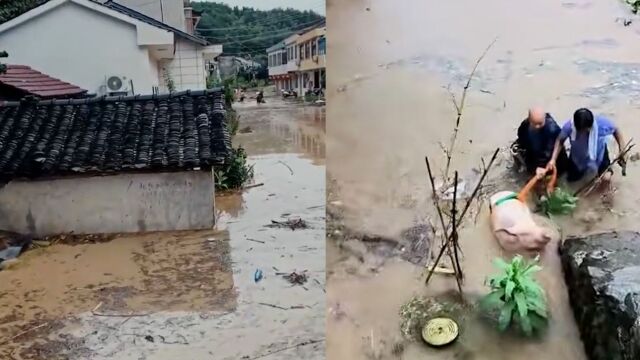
[281,271,308,285]
[254,269,263,283]
[38,233,116,246]
[422,317,459,347]
[267,218,308,230]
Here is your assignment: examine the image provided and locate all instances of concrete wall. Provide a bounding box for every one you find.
[0,2,162,95]
[0,171,215,236]
[160,38,208,91]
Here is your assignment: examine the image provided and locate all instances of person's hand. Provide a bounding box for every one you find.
[546,159,556,171]
[535,167,547,179]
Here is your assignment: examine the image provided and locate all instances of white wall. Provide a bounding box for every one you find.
[160,38,207,92]
[0,2,160,94]
[0,171,215,236]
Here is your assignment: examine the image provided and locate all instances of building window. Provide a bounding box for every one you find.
[282,51,287,65]
[312,41,317,56]
[305,42,310,59]
[299,44,305,59]
[318,37,326,55]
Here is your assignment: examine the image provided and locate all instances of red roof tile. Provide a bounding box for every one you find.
[0,65,87,98]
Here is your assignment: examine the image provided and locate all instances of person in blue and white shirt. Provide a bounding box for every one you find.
[547,108,627,184]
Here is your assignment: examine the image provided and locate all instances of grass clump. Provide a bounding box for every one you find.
[539,187,578,216]
[480,255,548,337]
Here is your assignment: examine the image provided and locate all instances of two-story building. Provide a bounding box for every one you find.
[267,21,325,96]
[0,0,222,96]
[296,23,326,94]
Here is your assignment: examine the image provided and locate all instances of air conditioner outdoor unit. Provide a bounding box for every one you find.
[105,75,130,94]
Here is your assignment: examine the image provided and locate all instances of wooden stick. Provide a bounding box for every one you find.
[444,38,498,178]
[574,141,634,196]
[452,171,462,278]
[426,148,500,285]
[243,339,324,360]
[1,322,49,345]
[425,157,461,287]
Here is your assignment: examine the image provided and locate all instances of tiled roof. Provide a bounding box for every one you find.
[103,1,209,45]
[0,65,88,99]
[0,89,231,181]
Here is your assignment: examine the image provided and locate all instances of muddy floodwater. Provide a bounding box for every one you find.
[0,97,325,359]
[327,0,640,359]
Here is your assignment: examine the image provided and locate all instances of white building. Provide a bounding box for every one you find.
[0,0,222,95]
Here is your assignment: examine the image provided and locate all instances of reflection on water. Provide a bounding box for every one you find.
[327,0,640,359]
[210,98,326,359]
[233,100,326,163]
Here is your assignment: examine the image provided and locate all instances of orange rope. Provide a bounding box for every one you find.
[517,175,539,203]
[546,166,557,194]
[517,167,558,203]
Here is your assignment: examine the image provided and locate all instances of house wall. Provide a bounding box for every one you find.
[0,2,160,95]
[160,38,207,91]
[0,171,215,236]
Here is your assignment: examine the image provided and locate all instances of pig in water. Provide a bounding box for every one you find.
[489,191,553,254]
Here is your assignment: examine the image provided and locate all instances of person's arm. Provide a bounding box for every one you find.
[614,127,626,153]
[516,120,527,148]
[547,121,571,169]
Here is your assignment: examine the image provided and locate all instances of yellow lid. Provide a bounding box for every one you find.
[422,317,459,347]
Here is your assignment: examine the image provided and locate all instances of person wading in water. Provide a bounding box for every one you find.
[547,108,627,185]
[516,107,569,179]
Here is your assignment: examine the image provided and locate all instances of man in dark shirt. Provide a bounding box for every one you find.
[516,107,568,178]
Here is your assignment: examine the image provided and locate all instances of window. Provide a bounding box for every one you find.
[312,41,317,56]
[318,37,326,55]
[299,44,304,59]
[305,42,310,59]
[282,51,287,65]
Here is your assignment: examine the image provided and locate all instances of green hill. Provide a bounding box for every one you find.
[193,2,324,58]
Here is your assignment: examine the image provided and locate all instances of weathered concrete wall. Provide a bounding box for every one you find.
[0,171,215,236]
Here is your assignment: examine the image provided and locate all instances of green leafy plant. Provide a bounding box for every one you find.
[222,78,235,108]
[626,0,640,13]
[0,51,7,74]
[480,255,548,337]
[225,109,239,136]
[163,68,176,93]
[215,146,254,191]
[539,187,578,216]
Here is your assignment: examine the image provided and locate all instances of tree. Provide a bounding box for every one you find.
[192,2,324,56]
[0,51,7,74]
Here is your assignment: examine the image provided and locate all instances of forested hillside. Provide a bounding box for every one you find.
[193,2,324,58]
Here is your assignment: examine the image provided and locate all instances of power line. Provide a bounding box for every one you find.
[196,13,324,32]
[203,20,323,42]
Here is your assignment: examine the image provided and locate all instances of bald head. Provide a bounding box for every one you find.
[528,107,546,130]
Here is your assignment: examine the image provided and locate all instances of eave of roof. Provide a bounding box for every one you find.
[103,0,209,45]
[0,65,87,98]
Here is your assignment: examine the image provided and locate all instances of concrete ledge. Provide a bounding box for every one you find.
[0,171,214,236]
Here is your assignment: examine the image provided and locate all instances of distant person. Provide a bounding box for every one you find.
[515,107,569,178]
[256,90,265,104]
[547,108,627,183]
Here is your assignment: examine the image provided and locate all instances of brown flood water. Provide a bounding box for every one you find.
[0,97,326,360]
[327,0,640,359]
